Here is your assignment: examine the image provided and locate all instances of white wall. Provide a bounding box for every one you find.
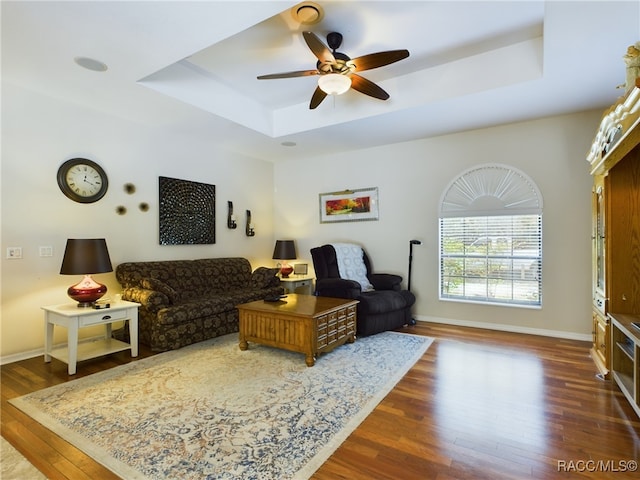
[1,79,603,361]
[273,110,602,339]
[1,83,276,359]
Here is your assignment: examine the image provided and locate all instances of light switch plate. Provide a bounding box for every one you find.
[39,246,53,257]
[7,247,22,259]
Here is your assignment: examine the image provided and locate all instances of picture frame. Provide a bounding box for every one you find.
[319,187,379,223]
[293,263,308,275]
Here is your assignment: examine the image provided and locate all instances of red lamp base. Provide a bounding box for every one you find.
[280,265,294,278]
[68,274,107,307]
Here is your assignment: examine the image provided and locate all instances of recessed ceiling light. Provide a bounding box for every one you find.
[291,2,323,25]
[74,56,108,72]
[281,141,297,147]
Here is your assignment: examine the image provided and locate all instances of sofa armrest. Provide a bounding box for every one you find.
[251,267,280,289]
[369,273,402,291]
[122,287,170,313]
[315,278,362,299]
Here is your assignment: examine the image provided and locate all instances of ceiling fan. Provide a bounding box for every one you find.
[257,31,410,109]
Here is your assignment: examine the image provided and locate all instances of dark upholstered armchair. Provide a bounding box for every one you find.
[310,243,416,337]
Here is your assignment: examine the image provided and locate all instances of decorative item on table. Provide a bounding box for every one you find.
[273,240,297,278]
[227,201,237,229]
[293,263,308,276]
[60,238,113,307]
[246,210,255,236]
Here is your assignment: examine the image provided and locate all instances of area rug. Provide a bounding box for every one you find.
[10,331,433,480]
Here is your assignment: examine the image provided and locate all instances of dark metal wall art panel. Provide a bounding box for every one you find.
[159,176,216,245]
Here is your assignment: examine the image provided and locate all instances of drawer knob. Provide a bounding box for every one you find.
[102,315,112,320]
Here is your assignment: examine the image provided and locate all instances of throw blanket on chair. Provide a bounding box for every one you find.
[331,243,375,291]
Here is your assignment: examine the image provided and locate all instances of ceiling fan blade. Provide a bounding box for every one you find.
[257,70,318,80]
[309,86,328,109]
[350,74,390,100]
[349,49,410,72]
[303,31,335,64]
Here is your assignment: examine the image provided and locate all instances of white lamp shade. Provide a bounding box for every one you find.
[318,73,352,95]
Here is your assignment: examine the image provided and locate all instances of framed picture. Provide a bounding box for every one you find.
[293,263,308,275]
[319,187,379,223]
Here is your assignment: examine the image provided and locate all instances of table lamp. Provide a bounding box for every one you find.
[60,238,113,307]
[272,240,297,278]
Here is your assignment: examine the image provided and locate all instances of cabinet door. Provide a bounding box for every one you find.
[607,154,640,313]
[592,311,609,376]
[592,176,606,296]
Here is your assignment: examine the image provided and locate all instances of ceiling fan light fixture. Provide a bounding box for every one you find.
[318,73,351,95]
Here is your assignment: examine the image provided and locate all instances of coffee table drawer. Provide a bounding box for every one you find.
[317,313,329,349]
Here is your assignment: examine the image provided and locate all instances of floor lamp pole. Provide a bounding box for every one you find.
[408,239,421,325]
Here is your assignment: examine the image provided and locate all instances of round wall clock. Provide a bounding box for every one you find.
[57,158,108,203]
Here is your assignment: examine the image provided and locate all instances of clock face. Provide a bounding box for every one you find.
[57,158,108,203]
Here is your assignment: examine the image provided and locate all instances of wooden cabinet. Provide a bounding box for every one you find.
[587,78,640,414]
[587,79,640,376]
[592,309,609,375]
[606,155,640,314]
[590,174,609,377]
[610,313,640,417]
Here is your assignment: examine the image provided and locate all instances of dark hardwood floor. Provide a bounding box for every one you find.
[2,322,639,479]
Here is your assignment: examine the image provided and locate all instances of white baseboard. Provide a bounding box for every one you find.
[0,335,108,366]
[1,320,591,365]
[1,347,44,365]
[415,315,592,342]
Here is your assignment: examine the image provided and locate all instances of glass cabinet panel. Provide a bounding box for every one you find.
[595,184,605,292]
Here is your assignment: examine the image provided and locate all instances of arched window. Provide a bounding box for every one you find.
[439,164,543,307]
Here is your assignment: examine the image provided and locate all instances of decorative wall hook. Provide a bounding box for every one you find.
[246,210,255,237]
[227,201,237,229]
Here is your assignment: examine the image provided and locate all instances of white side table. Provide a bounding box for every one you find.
[279,276,315,295]
[42,301,140,375]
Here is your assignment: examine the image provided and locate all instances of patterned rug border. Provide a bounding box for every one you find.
[10,331,434,480]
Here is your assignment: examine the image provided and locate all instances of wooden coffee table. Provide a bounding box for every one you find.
[237,294,358,366]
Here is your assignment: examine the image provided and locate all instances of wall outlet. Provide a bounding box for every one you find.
[39,246,53,257]
[7,247,22,259]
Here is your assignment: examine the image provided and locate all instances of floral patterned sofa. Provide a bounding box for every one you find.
[116,258,282,352]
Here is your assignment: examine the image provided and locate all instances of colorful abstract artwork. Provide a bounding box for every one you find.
[319,187,379,223]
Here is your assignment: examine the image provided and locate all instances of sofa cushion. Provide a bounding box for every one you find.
[357,290,414,315]
[141,277,178,303]
[155,287,282,326]
[196,257,253,292]
[251,267,280,289]
[156,297,234,325]
[170,264,207,300]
